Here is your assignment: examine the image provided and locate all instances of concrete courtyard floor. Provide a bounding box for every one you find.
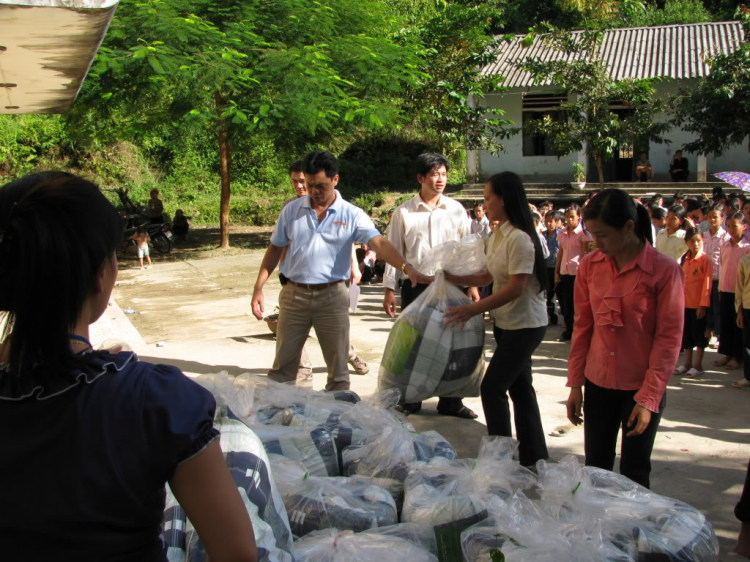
[98,243,749,558]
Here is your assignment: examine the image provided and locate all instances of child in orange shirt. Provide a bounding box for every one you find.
[675,227,712,377]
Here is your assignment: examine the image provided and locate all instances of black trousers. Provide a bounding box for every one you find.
[583,379,665,489]
[743,310,750,382]
[736,460,750,522]
[482,324,548,466]
[558,274,576,333]
[399,279,463,413]
[545,267,558,322]
[706,279,721,335]
[719,291,743,362]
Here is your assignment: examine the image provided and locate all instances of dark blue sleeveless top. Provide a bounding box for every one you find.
[0,352,218,561]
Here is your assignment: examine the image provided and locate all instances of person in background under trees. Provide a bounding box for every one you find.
[669,150,689,182]
[173,209,191,242]
[147,188,165,224]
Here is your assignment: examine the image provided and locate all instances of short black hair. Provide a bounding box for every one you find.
[547,210,564,221]
[414,153,449,177]
[289,159,304,174]
[303,150,338,179]
[651,206,667,220]
[541,200,554,208]
[673,191,685,200]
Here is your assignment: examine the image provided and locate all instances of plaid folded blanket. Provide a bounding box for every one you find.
[162,407,294,562]
[253,424,340,477]
[379,276,484,403]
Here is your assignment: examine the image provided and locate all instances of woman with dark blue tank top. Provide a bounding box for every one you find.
[0,173,257,561]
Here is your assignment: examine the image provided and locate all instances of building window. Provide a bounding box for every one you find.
[521,93,566,157]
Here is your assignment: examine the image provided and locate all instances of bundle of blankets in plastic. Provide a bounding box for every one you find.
[293,524,440,562]
[401,436,537,560]
[378,236,487,403]
[457,453,720,562]
[270,455,398,538]
[167,372,719,562]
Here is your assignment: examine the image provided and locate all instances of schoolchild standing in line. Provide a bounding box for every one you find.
[554,204,592,342]
[716,213,750,370]
[674,227,712,377]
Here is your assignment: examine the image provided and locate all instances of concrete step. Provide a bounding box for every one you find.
[452,181,731,205]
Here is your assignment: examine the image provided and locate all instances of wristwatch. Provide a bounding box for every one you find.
[401,262,410,274]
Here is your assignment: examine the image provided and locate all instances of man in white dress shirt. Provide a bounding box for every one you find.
[383,153,480,418]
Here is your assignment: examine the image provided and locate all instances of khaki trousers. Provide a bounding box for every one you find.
[269,282,351,390]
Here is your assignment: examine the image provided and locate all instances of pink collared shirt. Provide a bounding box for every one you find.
[558,223,593,275]
[719,237,750,293]
[567,243,685,413]
[703,227,728,281]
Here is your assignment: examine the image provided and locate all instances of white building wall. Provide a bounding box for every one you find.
[474,80,749,183]
[476,88,578,182]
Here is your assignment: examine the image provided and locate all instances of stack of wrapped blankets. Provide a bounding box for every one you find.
[162,373,720,562]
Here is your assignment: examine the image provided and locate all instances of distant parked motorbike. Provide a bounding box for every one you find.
[107,188,173,254]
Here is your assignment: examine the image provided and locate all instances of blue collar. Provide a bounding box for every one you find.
[0,352,137,401]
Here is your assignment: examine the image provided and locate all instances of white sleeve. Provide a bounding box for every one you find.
[383,207,406,291]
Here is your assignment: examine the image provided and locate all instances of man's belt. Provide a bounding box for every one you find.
[286,279,345,290]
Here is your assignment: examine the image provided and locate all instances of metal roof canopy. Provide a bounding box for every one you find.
[483,21,745,90]
[0,0,118,114]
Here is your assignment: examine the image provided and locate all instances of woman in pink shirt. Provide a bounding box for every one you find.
[554,204,593,341]
[566,189,684,489]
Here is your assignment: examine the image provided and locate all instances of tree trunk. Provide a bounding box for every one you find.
[215,91,232,249]
[596,152,604,187]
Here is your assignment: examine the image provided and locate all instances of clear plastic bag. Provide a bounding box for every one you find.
[461,493,635,562]
[340,414,458,507]
[401,437,537,561]
[378,236,487,403]
[194,371,255,423]
[293,527,439,562]
[269,455,397,538]
[536,455,720,561]
[253,424,340,477]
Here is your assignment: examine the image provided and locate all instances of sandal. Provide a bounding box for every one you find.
[714,357,730,367]
[685,368,704,378]
[725,360,742,370]
[438,406,479,419]
[673,365,689,375]
[731,378,750,388]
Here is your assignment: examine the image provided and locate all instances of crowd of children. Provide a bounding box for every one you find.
[481,189,750,389]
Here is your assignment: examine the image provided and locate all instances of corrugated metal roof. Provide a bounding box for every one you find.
[482,21,745,89]
[0,0,118,114]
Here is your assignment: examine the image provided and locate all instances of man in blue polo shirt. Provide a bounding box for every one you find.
[251,150,424,391]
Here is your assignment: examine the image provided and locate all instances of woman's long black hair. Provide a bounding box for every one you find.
[0,172,123,374]
[582,188,653,246]
[487,172,547,293]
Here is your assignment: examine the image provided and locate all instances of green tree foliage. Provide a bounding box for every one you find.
[516,25,672,185]
[73,0,425,246]
[673,5,750,155]
[621,0,714,26]
[388,0,515,156]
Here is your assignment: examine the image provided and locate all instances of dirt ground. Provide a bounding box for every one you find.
[113,225,749,559]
